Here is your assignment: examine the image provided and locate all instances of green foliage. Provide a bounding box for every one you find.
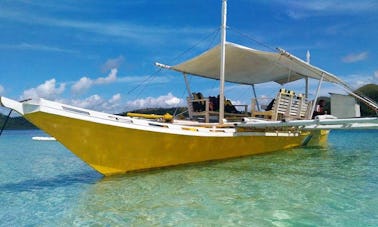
[355,84,378,116]
[317,84,377,117]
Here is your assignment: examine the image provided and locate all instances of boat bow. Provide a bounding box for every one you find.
[0,96,26,115]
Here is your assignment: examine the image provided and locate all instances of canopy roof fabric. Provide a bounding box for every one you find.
[169,42,345,86]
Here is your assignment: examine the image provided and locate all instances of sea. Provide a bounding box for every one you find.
[0,130,377,226]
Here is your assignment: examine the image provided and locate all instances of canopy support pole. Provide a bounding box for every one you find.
[183,73,193,98]
[252,84,260,111]
[311,73,324,117]
[218,0,227,124]
[305,50,310,99]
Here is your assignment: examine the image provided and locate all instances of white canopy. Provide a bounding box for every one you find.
[156,41,378,112]
[166,42,347,86]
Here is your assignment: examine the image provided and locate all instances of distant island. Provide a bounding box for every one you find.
[0,114,38,130]
[356,84,378,116]
[1,83,377,130]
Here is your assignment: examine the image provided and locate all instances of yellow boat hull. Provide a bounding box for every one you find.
[24,111,325,176]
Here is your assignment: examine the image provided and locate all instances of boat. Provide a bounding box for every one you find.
[1,0,377,176]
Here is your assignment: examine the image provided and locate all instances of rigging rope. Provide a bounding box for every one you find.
[126,28,220,102]
[0,109,13,137]
[169,28,220,64]
[126,67,163,95]
[229,27,277,52]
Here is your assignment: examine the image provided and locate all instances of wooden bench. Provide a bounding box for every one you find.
[251,89,311,121]
[187,96,248,123]
[251,98,274,119]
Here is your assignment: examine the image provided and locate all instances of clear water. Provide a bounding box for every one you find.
[0,130,377,226]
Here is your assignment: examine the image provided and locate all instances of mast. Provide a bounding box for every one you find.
[219,0,227,124]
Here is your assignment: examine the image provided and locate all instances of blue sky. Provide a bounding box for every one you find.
[1,0,377,114]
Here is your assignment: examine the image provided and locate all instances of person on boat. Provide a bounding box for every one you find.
[225,99,238,113]
[192,92,206,112]
[209,96,219,111]
[265,99,275,111]
[209,95,238,113]
[313,99,326,118]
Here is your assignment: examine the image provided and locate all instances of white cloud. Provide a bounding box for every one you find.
[71,77,93,94]
[342,52,368,63]
[70,69,172,96]
[117,75,172,84]
[66,92,182,113]
[101,56,124,73]
[110,93,121,103]
[339,71,378,89]
[293,1,376,12]
[71,68,118,94]
[69,93,123,113]
[0,8,211,46]
[0,84,4,95]
[21,79,65,100]
[277,1,378,20]
[20,70,178,113]
[70,94,102,108]
[95,68,117,84]
[0,43,77,54]
[126,93,184,110]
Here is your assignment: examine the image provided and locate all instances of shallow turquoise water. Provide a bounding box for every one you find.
[0,130,377,226]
